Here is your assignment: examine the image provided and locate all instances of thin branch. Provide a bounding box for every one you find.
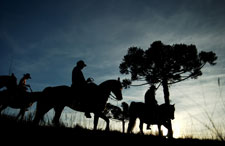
[169,75,192,84]
[130,82,149,86]
[169,64,207,84]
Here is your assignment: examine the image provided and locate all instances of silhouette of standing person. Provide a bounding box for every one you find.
[144,85,158,129]
[71,60,92,118]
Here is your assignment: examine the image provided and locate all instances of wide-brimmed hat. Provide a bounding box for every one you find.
[24,73,31,79]
[77,60,86,67]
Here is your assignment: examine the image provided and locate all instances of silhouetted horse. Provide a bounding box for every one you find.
[0,73,17,91]
[33,79,123,130]
[127,102,175,136]
[0,91,41,120]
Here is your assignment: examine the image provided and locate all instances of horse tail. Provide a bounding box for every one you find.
[127,102,137,133]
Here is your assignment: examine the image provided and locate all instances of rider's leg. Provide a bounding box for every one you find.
[53,106,64,126]
[139,120,144,134]
[93,113,99,130]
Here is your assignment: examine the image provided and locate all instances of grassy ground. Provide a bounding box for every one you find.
[0,114,224,145]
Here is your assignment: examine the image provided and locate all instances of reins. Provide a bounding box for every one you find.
[109,93,118,101]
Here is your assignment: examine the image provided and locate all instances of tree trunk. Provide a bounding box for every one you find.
[162,79,173,138]
[162,79,170,104]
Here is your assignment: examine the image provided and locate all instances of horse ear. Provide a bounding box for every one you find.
[118,77,120,81]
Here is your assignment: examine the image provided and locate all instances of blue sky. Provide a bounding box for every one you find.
[1,0,225,138]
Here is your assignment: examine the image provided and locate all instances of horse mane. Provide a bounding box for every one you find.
[99,79,116,87]
[98,80,117,93]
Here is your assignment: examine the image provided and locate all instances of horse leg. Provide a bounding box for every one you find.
[33,104,51,125]
[139,120,144,134]
[167,120,173,138]
[33,109,44,125]
[16,109,25,120]
[93,113,99,130]
[20,109,26,120]
[98,112,110,131]
[127,116,136,133]
[164,121,173,138]
[53,106,64,126]
[158,124,163,136]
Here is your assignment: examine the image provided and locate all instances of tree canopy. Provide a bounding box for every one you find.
[120,41,217,88]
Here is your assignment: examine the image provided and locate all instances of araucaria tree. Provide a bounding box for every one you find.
[119,41,217,137]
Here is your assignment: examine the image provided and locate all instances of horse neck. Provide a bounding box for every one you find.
[159,104,173,119]
[99,80,114,100]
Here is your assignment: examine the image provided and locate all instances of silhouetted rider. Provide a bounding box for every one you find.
[18,73,31,92]
[71,60,92,118]
[144,85,158,129]
[18,73,32,108]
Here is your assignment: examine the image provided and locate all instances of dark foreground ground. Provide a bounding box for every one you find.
[0,114,224,145]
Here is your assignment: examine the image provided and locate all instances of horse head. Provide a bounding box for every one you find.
[110,78,123,101]
[99,78,123,101]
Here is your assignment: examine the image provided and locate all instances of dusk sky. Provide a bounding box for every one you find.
[1,0,225,138]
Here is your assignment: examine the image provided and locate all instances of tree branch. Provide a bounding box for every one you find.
[169,76,192,84]
[130,82,149,86]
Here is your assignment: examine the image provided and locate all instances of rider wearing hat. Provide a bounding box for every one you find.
[72,60,87,89]
[145,85,158,107]
[71,60,92,118]
[19,73,31,92]
[18,73,32,109]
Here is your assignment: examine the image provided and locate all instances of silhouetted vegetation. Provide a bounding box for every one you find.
[0,113,224,145]
[120,41,217,89]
